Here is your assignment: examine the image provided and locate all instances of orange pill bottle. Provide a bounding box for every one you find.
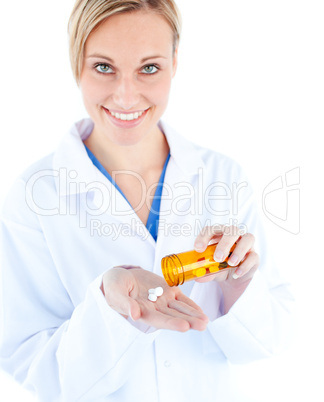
[161,243,236,286]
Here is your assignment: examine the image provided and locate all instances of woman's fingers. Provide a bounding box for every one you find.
[140,299,208,332]
[192,225,259,285]
[102,266,210,332]
[194,224,256,266]
[166,300,209,330]
[194,225,241,253]
[174,290,205,313]
[194,229,222,252]
[160,307,207,331]
[139,287,209,331]
[231,250,259,279]
[140,307,191,332]
[227,233,255,266]
[137,285,209,331]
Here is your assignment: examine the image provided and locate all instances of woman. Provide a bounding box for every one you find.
[0,1,294,401]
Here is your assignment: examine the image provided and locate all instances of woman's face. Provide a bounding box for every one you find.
[80,11,178,146]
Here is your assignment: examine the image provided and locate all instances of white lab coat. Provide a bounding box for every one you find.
[0,119,294,402]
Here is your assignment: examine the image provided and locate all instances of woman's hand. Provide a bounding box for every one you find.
[194,225,260,312]
[101,266,209,332]
[194,225,259,283]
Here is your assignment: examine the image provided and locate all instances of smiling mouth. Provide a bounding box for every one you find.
[104,107,149,122]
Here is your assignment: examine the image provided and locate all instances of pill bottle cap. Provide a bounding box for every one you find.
[161,254,184,286]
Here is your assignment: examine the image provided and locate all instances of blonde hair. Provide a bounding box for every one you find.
[68,0,182,83]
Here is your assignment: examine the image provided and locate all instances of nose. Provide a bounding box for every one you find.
[113,75,140,110]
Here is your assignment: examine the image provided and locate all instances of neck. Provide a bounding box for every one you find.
[84,123,170,176]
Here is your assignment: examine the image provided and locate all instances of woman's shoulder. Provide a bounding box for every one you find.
[1,153,56,222]
[18,152,56,183]
[195,141,241,169]
[162,121,245,179]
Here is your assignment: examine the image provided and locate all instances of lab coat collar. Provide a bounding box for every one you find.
[157,120,206,176]
[53,118,206,197]
[53,119,102,196]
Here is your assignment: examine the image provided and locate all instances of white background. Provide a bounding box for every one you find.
[0,0,323,401]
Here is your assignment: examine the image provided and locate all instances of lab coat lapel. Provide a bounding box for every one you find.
[88,120,207,248]
[153,122,208,277]
[158,120,207,225]
[91,183,156,248]
[53,119,155,246]
[53,119,206,251]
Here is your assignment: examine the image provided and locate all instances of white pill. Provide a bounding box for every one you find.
[148,293,158,302]
[154,287,164,297]
[148,288,156,294]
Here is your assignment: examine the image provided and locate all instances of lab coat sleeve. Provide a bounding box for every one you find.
[0,178,159,401]
[204,165,295,364]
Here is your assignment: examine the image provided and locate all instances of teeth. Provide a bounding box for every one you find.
[110,110,144,121]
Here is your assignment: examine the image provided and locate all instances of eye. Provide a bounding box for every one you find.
[95,64,113,74]
[142,65,159,74]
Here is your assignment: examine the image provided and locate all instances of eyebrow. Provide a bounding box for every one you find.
[87,54,167,63]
